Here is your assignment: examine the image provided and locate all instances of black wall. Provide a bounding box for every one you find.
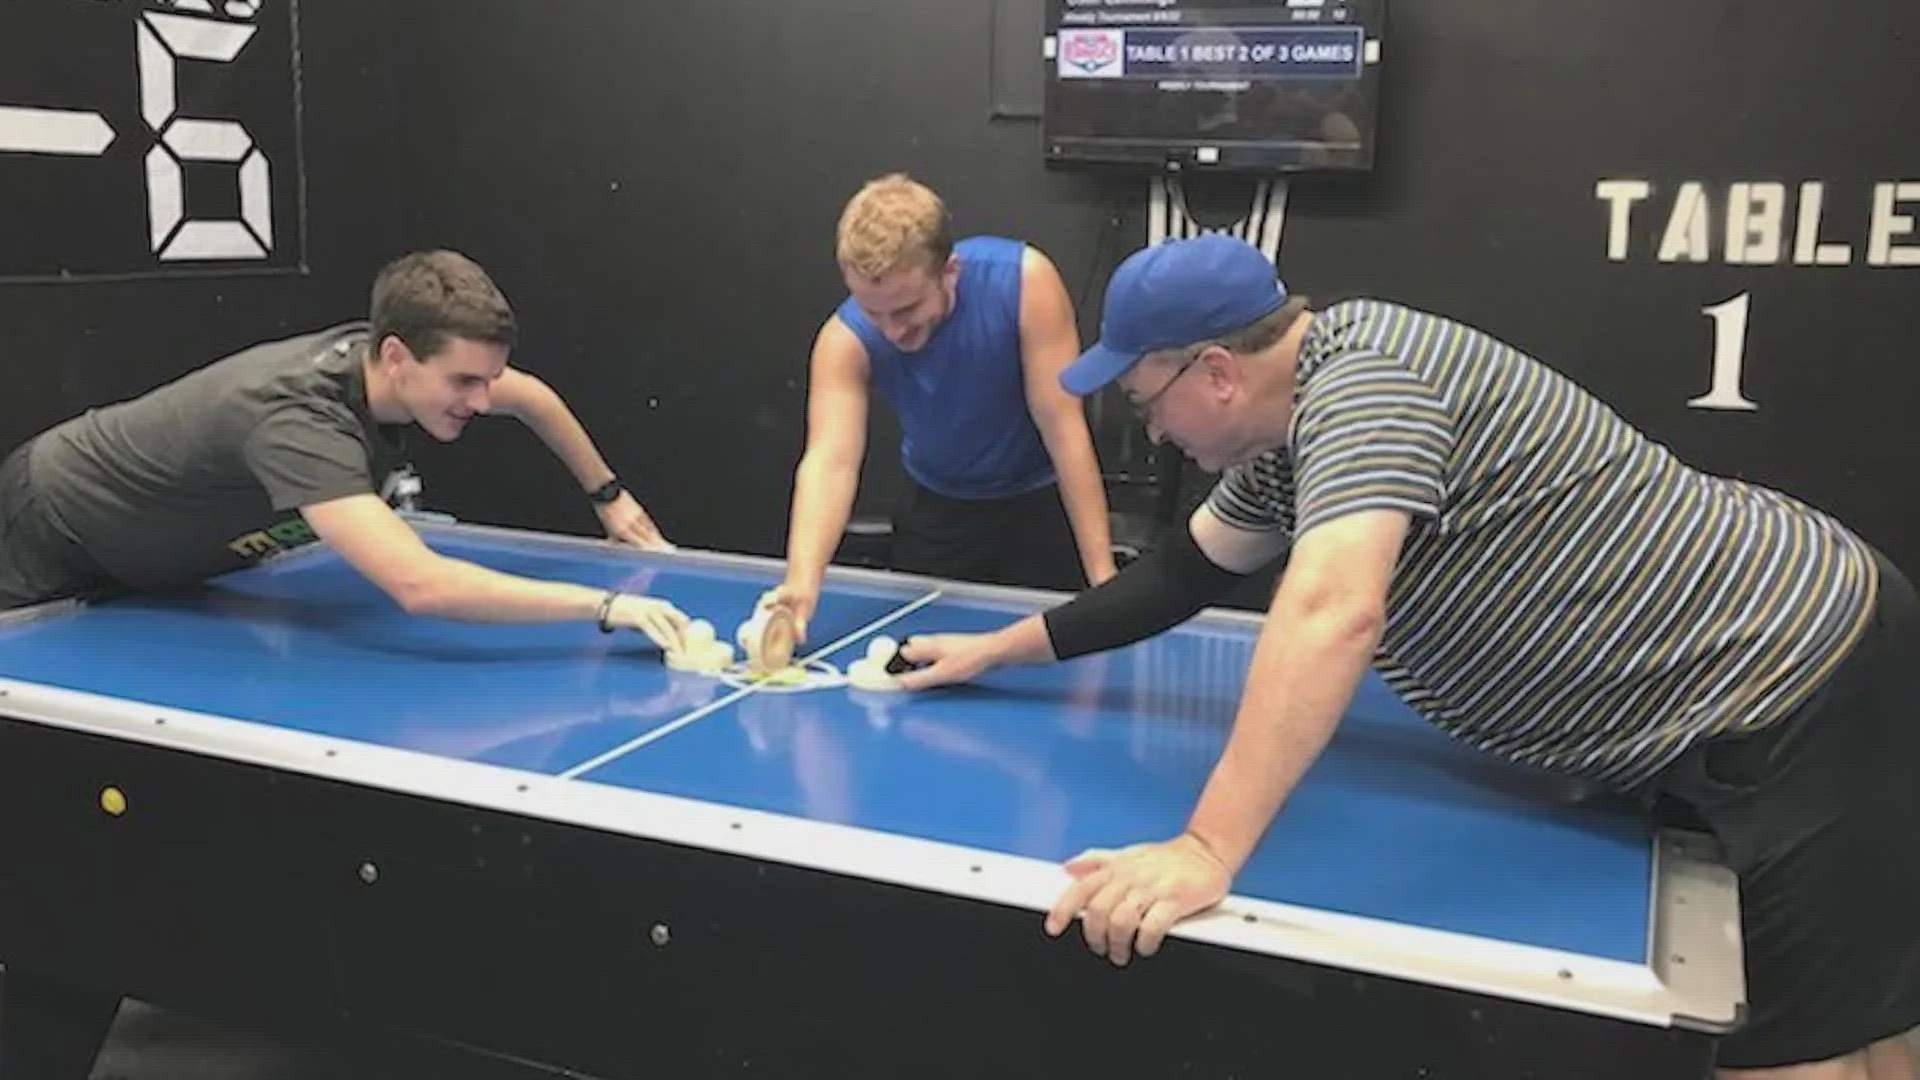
[383,0,1143,551]
[0,0,403,451]
[383,0,1920,568]
[4,0,1917,572]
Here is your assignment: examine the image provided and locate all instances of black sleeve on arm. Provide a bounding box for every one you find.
[1041,523,1254,660]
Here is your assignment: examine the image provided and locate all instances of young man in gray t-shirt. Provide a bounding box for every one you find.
[0,249,687,649]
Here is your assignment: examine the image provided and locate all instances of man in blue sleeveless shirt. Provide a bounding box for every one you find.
[760,174,1117,639]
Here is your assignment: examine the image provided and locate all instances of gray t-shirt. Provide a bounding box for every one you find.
[28,322,414,590]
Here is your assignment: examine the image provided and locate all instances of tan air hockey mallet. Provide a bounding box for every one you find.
[738,605,800,678]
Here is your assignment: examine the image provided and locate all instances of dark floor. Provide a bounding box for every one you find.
[87,1000,550,1080]
[89,1002,356,1080]
[80,998,1920,1079]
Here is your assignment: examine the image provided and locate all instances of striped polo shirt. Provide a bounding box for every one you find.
[1207,298,1878,789]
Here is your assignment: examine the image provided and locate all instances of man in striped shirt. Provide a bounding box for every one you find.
[896,234,1919,1078]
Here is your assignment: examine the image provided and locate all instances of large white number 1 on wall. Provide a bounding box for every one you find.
[138,11,271,260]
[1689,293,1758,412]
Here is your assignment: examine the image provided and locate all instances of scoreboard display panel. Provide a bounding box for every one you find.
[1043,0,1386,172]
[0,0,306,283]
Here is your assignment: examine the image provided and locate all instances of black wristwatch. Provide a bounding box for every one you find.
[587,477,624,505]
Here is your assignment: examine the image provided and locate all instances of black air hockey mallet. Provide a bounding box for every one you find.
[883,635,931,674]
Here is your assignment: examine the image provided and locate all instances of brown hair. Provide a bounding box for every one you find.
[368,249,517,361]
[834,173,953,280]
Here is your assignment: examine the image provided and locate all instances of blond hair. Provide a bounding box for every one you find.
[835,173,953,280]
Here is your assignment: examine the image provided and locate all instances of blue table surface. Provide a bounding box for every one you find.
[0,529,1656,965]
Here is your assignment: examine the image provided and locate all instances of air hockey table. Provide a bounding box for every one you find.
[0,518,1744,1078]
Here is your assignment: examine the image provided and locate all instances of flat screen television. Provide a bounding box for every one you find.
[1042,0,1387,173]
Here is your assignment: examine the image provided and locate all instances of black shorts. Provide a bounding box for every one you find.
[1650,546,1920,1069]
[890,479,1086,593]
[0,440,114,611]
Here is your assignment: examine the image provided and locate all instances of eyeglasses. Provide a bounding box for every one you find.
[1126,351,1202,423]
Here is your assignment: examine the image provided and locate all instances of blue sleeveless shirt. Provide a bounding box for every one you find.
[835,236,1057,501]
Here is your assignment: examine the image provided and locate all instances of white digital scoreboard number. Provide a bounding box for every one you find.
[0,0,304,281]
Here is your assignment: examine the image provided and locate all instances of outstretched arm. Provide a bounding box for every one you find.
[1042,507,1405,965]
[301,493,689,648]
[762,317,872,638]
[490,367,670,549]
[1182,507,1404,870]
[894,500,1285,689]
[1018,247,1116,587]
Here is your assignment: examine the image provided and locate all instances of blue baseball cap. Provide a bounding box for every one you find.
[1060,233,1287,397]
